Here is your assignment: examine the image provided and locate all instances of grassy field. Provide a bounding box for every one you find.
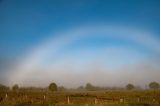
[0,90,160,106]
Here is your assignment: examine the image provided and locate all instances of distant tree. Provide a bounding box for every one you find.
[149,82,160,89]
[48,82,57,92]
[77,86,84,90]
[85,83,95,91]
[126,84,134,90]
[12,84,19,91]
[0,84,9,91]
[58,86,65,91]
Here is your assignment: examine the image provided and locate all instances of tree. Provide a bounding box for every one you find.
[85,83,95,91]
[149,82,160,89]
[48,82,57,92]
[12,84,19,91]
[126,84,134,90]
[77,86,84,90]
[58,86,65,91]
[0,84,9,91]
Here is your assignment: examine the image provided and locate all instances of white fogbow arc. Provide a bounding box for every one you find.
[9,25,160,85]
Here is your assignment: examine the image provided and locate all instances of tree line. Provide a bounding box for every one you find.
[0,81,160,92]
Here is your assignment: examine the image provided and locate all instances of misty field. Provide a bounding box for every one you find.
[0,90,160,106]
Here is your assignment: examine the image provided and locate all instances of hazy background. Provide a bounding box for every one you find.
[0,0,160,88]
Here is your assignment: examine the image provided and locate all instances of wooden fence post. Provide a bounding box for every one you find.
[44,95,46,100]
[137,98,140,102]
[94,97,98,105]
[67,96,70,104]
[25,95,28,99]
[5,93,8,99]
[120,98,123,103]
[85,103,89,106]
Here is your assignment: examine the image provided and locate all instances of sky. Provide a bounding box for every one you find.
[0,0,160,88]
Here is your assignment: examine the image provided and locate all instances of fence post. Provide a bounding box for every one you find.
[25,95,28,99]
[5,93,8,99]
[120,98,123,103]
[153,99,155,102]
[67,96,70,104]
[44,95,46,100]
[137,98,140,102]
[85,103,89,106]
[94,97,98,105]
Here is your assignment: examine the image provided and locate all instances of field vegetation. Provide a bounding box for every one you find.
[0,82,160,106]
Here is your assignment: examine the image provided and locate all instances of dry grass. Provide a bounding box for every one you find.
[0,90,160,106]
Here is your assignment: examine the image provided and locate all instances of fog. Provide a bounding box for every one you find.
[1,25,159,88]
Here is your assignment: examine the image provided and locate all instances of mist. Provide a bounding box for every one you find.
[0,0,160,89]
[1,25,159,88]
